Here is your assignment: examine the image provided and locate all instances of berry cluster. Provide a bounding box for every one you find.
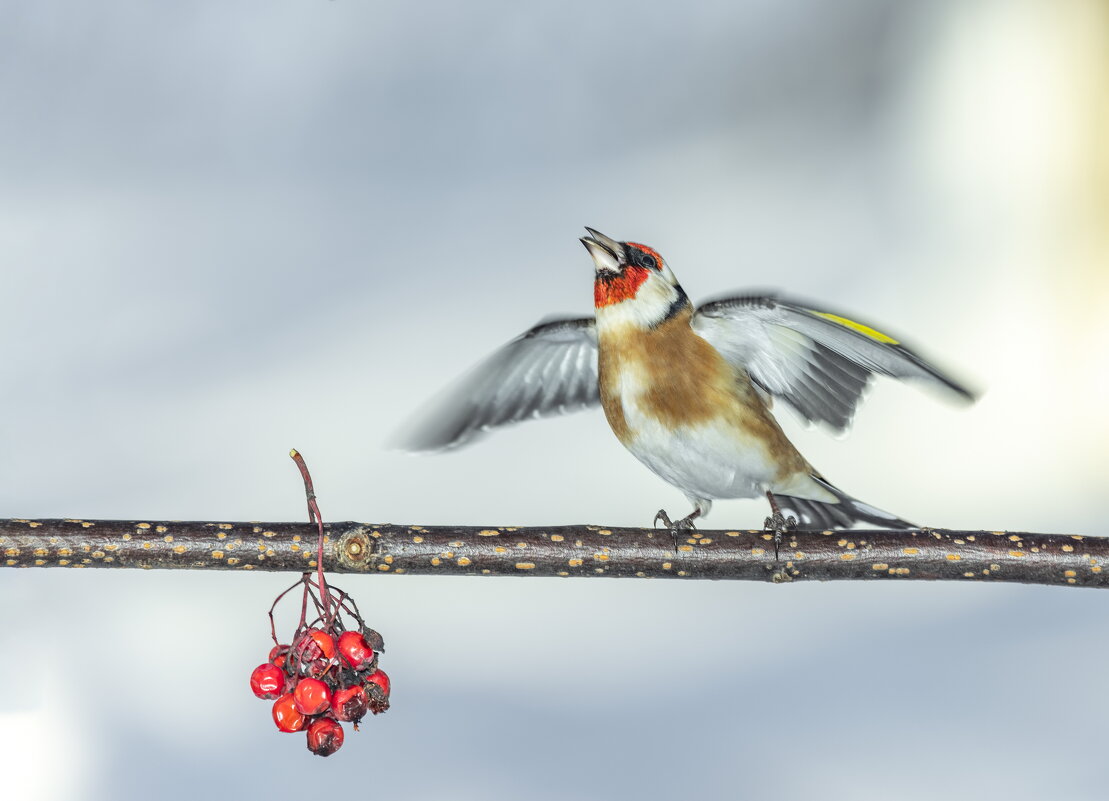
[254,450,391,756]
[251,575,390,756]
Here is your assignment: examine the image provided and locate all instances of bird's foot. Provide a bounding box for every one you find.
[763,510,796,536]
[764,511,797,558]
[654,508,700,553]
[654,509,699,531]
[763,492,797,562]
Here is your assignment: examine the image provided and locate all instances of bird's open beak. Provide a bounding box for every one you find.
[580,227,625,273]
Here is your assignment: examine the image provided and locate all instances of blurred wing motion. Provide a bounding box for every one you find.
[393,316,600,451]
[692,293,976,432]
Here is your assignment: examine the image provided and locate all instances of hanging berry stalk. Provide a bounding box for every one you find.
[248,450,391,757]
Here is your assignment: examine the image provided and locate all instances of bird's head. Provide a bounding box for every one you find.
[581,227,688,327]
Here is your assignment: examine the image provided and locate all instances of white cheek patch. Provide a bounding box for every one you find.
[595,275,678,329]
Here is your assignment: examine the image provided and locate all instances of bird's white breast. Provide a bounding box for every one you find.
[612,367,780,501]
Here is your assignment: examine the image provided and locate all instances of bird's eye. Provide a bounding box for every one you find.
[623,242,665,272]
[630,249,657,271]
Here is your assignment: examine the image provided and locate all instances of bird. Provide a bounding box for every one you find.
[394,227,975,531]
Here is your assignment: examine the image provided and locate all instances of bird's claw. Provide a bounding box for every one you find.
[655,508,700,553]
[763,511,796,536]
[654,509,697,531]
[763,512,797,561]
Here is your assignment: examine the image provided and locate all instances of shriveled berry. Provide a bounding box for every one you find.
[331,684,369,723]
[293,677,331,716]
[272,693,306,732]
[269,644,290,669]
[292,636,320,664]
[306,629,336,660]
[337,631,375,671]
[306,717,344,757]
[364,669,390,697]
[361,628,385,654]
[364,669,391,715]
[250,663,286,700]
[292,630,337,675]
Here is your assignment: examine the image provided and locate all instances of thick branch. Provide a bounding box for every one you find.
[1,518,1104,588]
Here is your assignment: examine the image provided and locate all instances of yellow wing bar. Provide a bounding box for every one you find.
[810,311,900,345]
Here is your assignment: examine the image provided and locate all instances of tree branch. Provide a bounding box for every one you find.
[1,518,1104,588]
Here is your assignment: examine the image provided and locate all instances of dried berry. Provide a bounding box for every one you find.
[304,657,332,679]
[306,717,344,757]
[364,669,391,715]
[305,629,336,660]
[269,644,290,669]
[291,629,338,676]
[331,684,369,723]
[365,669,390,697]
[360,628,385,654]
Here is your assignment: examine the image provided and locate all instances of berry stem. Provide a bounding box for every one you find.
[269,577,303,648]
[290,449,334,617]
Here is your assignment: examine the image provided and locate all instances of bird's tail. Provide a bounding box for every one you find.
[777,476,914,530]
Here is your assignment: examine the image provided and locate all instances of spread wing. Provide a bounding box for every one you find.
[393,316,600,452]
[692,293,975,432]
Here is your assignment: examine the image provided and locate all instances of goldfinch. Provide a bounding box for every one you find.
[396,228,974,529]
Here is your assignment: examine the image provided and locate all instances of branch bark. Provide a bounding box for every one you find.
[1,518,1105,588]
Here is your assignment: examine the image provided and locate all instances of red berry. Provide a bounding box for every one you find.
[269,644,289,670]
[293,677,331,716]
[306,629,336,660]
[306,717,344,757]
[364,669,390,697]
[331,684,369,723]
[337,631,375,671]
[291,630,337,675]
[250,663,286,700]
[364,669,391,715]
[272,693,306,733]
[292,636,320,664]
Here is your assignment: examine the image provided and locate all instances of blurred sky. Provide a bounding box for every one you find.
[2,1,1108,799]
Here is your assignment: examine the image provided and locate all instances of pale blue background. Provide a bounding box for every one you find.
[2,1,1108,799]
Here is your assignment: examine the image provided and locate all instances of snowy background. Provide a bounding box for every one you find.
[2,1,1108,798]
